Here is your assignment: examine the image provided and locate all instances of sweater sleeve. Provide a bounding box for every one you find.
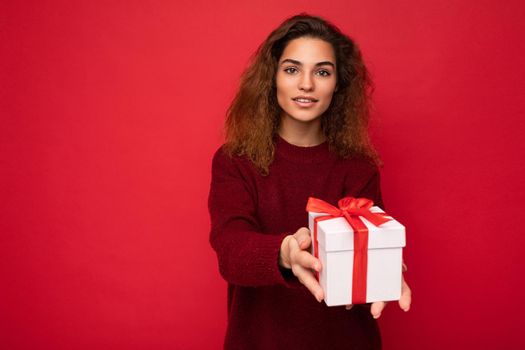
[208,148,291,287]
[343,161,385,209]
[357,166,385,209]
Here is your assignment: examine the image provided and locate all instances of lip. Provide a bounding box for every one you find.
[292,95,319,108]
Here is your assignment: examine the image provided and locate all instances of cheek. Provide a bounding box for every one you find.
[322,79,337,95]
[320,82,337,102]
[276,75,293,93]
[275,76,293,104]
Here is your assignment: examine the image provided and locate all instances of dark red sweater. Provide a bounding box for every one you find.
[208,135,384,350]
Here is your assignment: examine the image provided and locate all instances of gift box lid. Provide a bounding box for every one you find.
[308,206,405,252]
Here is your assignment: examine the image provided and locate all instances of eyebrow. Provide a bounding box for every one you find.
[280,58,335,68]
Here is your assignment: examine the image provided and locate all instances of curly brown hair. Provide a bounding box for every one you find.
[224,13,381,175]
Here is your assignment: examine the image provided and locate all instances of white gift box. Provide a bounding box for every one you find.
[308,206,406,307]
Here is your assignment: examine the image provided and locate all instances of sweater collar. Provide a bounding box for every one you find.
[274,134,334,164]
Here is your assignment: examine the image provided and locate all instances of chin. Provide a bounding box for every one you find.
[284,111,323,123]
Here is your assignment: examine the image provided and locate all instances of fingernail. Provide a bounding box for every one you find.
[403,308,409,312]
[373,313,381,319]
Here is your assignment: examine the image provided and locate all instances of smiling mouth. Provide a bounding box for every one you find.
[292,97,319,103]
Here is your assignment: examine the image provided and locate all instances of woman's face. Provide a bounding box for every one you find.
[276,37,337,126]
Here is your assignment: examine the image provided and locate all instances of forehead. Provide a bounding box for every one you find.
[279,37,336,64]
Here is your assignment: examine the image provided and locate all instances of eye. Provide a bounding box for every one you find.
[316,69,331,77]
[284,67,298,74]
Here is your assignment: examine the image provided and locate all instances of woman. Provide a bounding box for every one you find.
[208,13,411,349]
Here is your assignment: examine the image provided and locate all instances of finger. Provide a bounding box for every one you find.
[345,304,353,310]
[370,301,387,319]
[292,248,321,272]
[292,263,324,302]
[293,227,311,249]
[398,277,412,312]
[298,234,312,250]
[289,237,319,271]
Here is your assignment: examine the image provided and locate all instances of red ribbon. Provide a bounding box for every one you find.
[306,197,391,304]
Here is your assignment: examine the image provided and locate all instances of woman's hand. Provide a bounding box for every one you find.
[345,263,412,319]
[279,227,324,302]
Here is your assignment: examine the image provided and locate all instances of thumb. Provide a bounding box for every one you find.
[294,227,311,249]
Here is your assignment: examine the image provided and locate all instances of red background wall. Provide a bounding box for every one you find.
[2,1,524,349]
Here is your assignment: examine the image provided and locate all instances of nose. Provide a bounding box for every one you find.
[298,73,314,92]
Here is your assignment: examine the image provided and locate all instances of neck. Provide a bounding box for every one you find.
[278,115,326,147]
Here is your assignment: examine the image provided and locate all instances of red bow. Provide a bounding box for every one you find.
[306,197,391,304]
